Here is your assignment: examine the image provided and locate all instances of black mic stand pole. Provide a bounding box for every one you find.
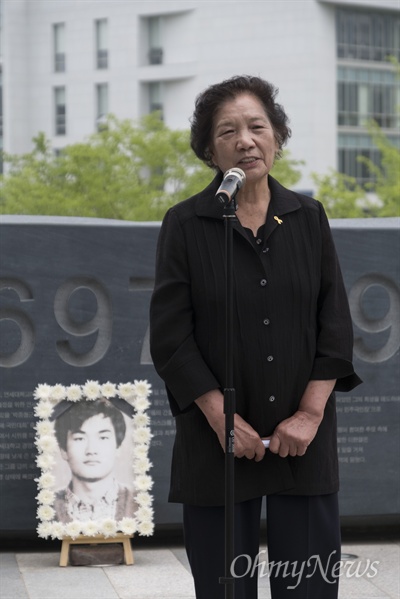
[219,195,237,599]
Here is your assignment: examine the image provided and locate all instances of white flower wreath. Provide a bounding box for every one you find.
[34,380,154,540]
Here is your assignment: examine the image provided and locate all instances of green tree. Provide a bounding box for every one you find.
[0,114,211,220]
[359,120,400,217]
[311,170,369,218]
[312,56,400,218]
[312,125,400,219]
[270,151,304,188]
[0,114,307,220]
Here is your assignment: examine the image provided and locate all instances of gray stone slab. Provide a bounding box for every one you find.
[170,546,191,573]
[1,542,398,599]
[15,552,60,570]
[244,542,399,599]
[340,542,400,599]
[1,217,400,533]
[339,572,391,598]
[104,549,195,598]
[0,553,29,599]
[16,553,119,599]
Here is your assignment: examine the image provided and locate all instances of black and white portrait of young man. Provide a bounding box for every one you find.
[53,398,136,523]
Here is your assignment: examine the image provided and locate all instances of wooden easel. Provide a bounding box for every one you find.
[59,533,134,567]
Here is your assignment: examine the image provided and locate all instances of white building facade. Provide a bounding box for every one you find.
[1,0,399,191]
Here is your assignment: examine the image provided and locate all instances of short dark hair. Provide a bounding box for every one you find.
[54,398,126,451]
[190,75,291,169]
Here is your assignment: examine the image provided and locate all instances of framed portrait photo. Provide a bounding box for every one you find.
[34,380,154,540]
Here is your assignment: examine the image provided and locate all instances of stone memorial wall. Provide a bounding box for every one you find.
[0,215,398,532]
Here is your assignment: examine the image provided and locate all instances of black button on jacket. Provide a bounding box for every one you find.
[150,174,362,506]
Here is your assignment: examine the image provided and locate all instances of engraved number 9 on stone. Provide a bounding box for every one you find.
[54,277,112,367]
[349,274,400,364]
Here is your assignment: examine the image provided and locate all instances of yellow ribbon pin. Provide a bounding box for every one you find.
[274,216,283,225]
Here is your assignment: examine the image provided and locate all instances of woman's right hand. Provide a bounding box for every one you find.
[195,390,266,462]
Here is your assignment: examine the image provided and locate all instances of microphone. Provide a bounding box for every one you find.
[215,168,246,204]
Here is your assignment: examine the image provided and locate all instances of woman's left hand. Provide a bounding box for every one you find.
[268,379,336,458]
[268,410,322,458]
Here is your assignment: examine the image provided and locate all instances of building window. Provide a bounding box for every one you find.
[338,134,380,185]
[96,83,109,130]
[336,8,400,185]
[53,23,66,72]
[54,87,66,135]
[0,0,3,62]
[149,82,163,118]
[0,69,3,138]
[338,132,400,186]
[338,67,400,129]
[148,16,163,64]
[337,9,400,62]
[95,19,108,69]
[0,69,2,174]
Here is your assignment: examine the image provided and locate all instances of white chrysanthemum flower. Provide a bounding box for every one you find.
[34,401,53,419]
[36,472,55,489]
[118,382,136,401]
[133,413,150,428]
[134,427,152,445]
[36,434,58,454]
[101,519,117,538]
[35,420,53,436]
[50,521,66,540]
[36,453,56,470]
[134,444,150,459]
[36,489,55,505]
[133,396,150,412]
[66,384,82,402]
[101,382,117,399]
[50,384,66,403]
[37,505,55,521]
[82,379,101,400]
[136,492,153,507]
[34,384,53,402]
[133,457,152,475]
[137,506,154,521]
[137,520,154,537]
[133,380,152,397]
[81,520,100,536]
[135,474,154,492]
[37,521,53,539]
[65,521,82,539]
[118,517,138,535]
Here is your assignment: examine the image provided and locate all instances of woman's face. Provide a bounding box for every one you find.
[209,93,279,184]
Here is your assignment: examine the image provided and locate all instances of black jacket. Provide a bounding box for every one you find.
[150,174,362,505]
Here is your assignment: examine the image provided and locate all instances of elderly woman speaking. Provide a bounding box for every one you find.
[150,75,361,599]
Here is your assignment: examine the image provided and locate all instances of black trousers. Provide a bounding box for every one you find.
[183,493,341,599]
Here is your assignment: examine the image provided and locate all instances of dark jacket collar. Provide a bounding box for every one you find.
[195,173,302,220]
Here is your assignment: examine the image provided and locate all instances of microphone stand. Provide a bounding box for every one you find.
[219,195,237,599]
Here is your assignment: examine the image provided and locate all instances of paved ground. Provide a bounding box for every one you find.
[1,538,399,598]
